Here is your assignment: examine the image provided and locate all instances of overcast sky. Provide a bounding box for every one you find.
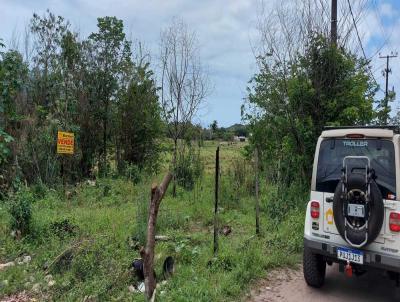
[1,0,400,127]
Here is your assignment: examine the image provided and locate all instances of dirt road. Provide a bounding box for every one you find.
[249,264,400,302]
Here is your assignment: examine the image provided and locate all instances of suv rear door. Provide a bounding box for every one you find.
[316,138,397,244]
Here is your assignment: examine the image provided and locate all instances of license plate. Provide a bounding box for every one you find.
[347,204,365,218]
[337,247,363,264]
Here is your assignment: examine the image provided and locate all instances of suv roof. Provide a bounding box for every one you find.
[324,125,399,131]
[321,126,399,138]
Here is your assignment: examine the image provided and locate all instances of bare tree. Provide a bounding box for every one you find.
[159,18,209,196]
[255,0,369,65]
[247,0,371,179]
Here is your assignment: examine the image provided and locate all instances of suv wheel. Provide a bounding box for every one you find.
[303,246,326,288]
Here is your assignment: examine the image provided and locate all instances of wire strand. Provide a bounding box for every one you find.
[346,0,384,92]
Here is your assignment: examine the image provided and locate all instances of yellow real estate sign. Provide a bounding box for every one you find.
[57,131,74,154]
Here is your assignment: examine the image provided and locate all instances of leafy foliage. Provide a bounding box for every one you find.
[88,16,133,175]
[0,129,13,165]
[116,61,162,174]
[8,188,34,236]
[175,145,204,191]
[0,11,163,194]
[243,34,377,183]
[0,45,29,194]
[123,163,141,184]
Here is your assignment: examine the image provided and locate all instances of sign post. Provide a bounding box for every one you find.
[57,131,74,196]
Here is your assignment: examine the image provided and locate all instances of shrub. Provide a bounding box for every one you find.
[175,146,204,191]
[31,181,48,199]
[8,188,34,236]
[50,218,78,239]
[174,238,200,264]
[263,182,307,224]
[125,163,141,184]
[157,207,187,232]
[133,185,149,246]
[265,207,304,253]
[71,249,98,281]
[220,158,253,209]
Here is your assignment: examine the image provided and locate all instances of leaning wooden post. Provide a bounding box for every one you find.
[213,146,220,256]
[140,172,173,300]
[255,147,260,235]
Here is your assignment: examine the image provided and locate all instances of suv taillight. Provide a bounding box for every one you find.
[389,212,400,232]
[310,201,320,219]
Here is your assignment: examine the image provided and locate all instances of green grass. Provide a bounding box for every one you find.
[0,140,305,301]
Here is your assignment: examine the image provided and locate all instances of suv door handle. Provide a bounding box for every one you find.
[326,197,334,203]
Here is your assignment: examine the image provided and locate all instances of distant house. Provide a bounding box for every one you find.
[233,136,246,142]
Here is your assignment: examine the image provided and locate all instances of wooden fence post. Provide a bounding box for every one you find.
[255,147,260,235]
[213,146,220,256]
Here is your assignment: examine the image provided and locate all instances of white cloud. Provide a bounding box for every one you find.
[358,0,400,112]
[0,0,262,126]
[2,0,399,125]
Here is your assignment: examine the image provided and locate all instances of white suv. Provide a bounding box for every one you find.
[303,126,400,288]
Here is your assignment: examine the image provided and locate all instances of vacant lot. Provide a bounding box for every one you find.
[0,141,305,301]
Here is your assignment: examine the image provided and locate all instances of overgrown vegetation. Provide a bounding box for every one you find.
[0,11,164,196]
[243,34,378,185]
[175,145,203,191]
[8,188,34,237]
[0,141,303,301]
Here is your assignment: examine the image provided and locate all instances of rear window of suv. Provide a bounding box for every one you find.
[316,138,396,198]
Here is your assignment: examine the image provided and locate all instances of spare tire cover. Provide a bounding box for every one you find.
[333,173,384,247]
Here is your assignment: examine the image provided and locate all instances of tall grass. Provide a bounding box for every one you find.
[0,141,306,301]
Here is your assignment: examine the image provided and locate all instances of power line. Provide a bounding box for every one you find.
[346,0,383,92]
[372,63,385,74]
[371,0,387,40]
[347,0,367,61]
[368,0,394,59]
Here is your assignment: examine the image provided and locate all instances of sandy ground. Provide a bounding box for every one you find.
[248,264,400,302]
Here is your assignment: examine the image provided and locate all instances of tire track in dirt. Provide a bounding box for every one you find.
[248,263,400,302]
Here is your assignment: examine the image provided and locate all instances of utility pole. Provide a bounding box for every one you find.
[379,52,398,124]
[331,0,337,45]
[379,52,398,100]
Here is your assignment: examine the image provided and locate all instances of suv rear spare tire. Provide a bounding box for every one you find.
[303,246,326,288]
[333,173,384,247]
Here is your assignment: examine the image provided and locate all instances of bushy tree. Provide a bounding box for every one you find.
[117,61,162,173]
[88,16,132,175]
[243,34,377,183]
[0,43,28,194]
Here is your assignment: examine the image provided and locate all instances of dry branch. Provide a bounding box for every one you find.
[140,172,173,300]
[45,237,92,274]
